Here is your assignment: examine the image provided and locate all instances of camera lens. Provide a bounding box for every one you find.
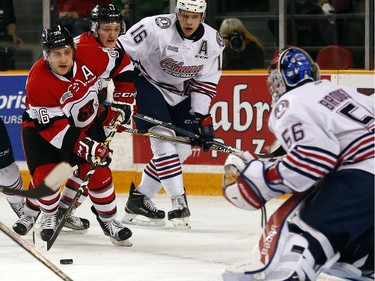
[228,32,243,50]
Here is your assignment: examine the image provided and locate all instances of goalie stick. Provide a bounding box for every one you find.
[46,115,123,251]
[0,162,72,199]
[0,221,72,281]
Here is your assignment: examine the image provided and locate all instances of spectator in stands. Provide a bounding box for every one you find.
[57,0,110,37]
[219,18,265,70]
[0,0,22,70]
[112,0,168,26]
[268,0,328,58]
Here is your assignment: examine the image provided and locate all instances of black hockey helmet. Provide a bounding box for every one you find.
[90,4,126,34]
[41,25,74,52]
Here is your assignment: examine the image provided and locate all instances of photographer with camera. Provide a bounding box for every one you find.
[220,18,265,70]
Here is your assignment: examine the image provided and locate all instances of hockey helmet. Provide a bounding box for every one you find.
[267,47,320,102]
[175,0,207,14]
[41,25,74,52]
[90,4,126,34]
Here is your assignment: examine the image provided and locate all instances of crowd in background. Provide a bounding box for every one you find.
[0,0,371,71]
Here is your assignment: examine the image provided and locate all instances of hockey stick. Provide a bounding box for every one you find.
[122,124,251,157]
[133,113,256,160]
[0,162,72,199]
[120,126,191,143]
[0,221,72,281]
[46,115,123,251]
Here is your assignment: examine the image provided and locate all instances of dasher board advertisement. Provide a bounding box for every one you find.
[0,74,27,161]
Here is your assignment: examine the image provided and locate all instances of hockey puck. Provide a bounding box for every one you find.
[60,259,73,264]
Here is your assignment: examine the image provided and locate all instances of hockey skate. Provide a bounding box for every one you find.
[8,200,25,218]
[39,211,58,241]
[13,215,35,235]
[57,208,90,232]
[122,182,166,227]
[91,206,132,246]
[168,193,191,229]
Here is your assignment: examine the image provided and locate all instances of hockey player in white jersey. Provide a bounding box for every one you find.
[0,119,25,218]
[222,47,374,280]
[117,0,224,228]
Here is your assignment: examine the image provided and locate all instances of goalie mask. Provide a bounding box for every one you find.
[267,47,320,102]
[90,4,126,35]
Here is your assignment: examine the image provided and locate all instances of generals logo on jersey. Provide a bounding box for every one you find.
[155,17,172,29]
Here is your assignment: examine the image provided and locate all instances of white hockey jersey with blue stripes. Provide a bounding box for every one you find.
[268,79,374,192]
[117,13,224,115]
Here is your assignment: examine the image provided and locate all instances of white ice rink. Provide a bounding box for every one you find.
[0,194,342,281]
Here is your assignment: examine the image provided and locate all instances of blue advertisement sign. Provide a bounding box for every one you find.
[0,74,27,161]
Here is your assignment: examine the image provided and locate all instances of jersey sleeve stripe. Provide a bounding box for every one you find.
[338,132,375,166]
[282,145,338,181]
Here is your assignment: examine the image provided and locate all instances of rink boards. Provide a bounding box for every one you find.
[1,70,374,195]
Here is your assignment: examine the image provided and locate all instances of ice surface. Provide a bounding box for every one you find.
[0,194,342,281]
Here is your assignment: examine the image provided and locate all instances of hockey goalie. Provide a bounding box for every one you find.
[221,47,374,281]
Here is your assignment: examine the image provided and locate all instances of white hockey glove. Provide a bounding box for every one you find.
[223,158,292,211]
[223,152,255,187]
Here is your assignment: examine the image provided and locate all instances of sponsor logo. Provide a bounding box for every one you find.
[0,91,26,110]
[167,45,179,52]
[260,224,278,258]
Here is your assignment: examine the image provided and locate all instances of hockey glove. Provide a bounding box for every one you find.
[99,104,118,127]
[74,137,112,166]
[192,113,214,151]
[111,101,132,125]
[223,153,255,187]
[223,159,292,211]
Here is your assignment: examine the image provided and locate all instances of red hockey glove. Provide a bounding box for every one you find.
[192,113,214,151]
[74,137,112,166]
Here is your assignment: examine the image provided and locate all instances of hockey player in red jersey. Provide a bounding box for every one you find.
[13,4,136,238]
[14,25,133,246]
[222,47,374,280]
[117,0,224,229]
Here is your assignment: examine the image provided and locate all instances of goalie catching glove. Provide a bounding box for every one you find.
[74,137,112,166]
[191,113,214,151]
[222,154,292,211]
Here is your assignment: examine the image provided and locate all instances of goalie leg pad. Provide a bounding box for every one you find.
[262,214,340,281]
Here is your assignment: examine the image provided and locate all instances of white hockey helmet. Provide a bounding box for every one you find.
[175,0,207,14]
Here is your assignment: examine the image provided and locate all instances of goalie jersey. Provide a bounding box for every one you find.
[268,79,374,192]
[117,13,224,115]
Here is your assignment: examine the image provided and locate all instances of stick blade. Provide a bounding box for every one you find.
[43,162,73,192]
